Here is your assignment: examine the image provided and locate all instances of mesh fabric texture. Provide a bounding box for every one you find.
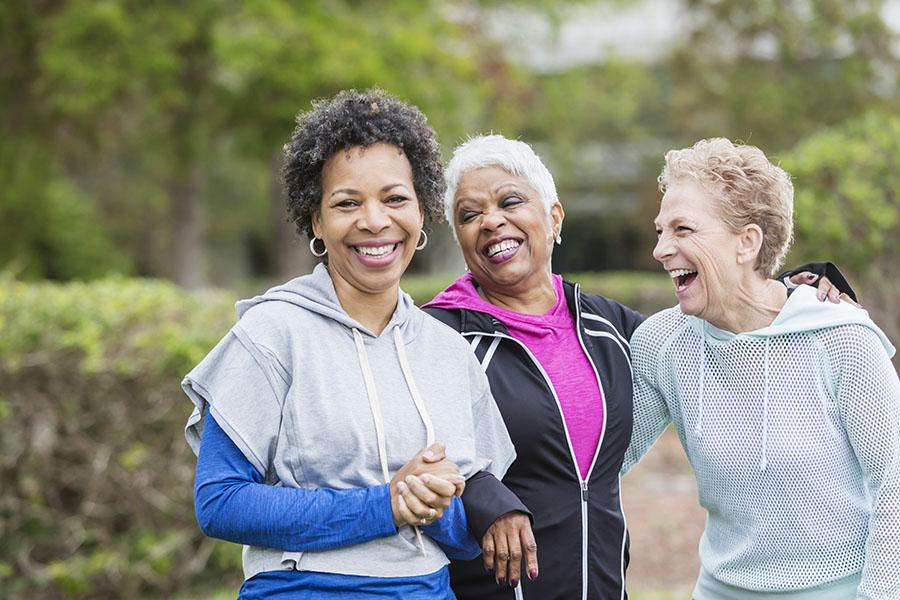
[624,307,900,598]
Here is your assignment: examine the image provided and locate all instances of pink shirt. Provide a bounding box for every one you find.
[426,273,604,480]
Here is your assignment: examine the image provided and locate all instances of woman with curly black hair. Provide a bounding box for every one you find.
[182,89,517,599]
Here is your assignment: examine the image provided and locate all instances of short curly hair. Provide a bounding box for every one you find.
[282,89,445,238]
[658,138,794,277]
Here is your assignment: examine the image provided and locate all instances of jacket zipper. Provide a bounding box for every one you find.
[464,314,607,600]
[572,285,611,600]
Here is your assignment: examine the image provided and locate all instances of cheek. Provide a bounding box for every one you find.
[456,226,480,260]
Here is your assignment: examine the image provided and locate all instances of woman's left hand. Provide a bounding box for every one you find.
[396,473,459,526]
[482,511,538,588]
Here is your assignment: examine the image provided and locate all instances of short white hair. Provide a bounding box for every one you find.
[443,134,559,225]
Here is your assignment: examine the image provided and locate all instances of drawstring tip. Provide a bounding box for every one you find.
[414,526,428,557]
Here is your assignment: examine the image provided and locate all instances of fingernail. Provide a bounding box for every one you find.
[420,473,431,483]
[398,481,408,493]
[529,569,537,580]
[423,450,434,460]
[510,580,518,588]
[405,475,415,484]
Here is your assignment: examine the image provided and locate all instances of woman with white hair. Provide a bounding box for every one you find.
[625,138,900,599]
[419,135,851,600]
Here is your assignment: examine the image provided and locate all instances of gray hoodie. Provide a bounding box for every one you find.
[183,264,515,580]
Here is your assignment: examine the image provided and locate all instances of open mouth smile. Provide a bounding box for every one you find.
[669,268,698,292]
[352,241,401,266]
[483,238,522,263]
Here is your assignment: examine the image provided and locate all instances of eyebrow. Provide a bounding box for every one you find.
[329,183,409,198]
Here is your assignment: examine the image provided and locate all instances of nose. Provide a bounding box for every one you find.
[480,208,506,231]
[653,232,674,263]
[358,199,391,233]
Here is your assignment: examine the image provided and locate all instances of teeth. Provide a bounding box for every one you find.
[487,239,520,257]
[669,269,697,279]
[356,244,396,257]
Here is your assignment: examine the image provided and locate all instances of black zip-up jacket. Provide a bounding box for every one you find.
[425,280,644,600]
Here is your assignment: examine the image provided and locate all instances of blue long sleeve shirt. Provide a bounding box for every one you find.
[194,409,479,597]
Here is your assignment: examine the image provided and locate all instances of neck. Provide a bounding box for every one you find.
[705,275,787,333]
[478,271,557,315]
[329,271,398,336]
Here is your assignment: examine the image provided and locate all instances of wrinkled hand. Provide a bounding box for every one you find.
[390,443,464,528]
[789,272,860,307]
[482,511,537,588]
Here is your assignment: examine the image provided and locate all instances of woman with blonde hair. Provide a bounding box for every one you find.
[626,138,900,599]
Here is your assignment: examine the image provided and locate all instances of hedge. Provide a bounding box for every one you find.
[0,271,672,599]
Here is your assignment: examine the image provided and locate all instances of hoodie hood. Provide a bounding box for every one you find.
[691,284,895,357]
[236,262,422,342]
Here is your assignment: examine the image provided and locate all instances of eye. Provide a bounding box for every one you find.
[459,210,479,224]
[386,194,409,205]
[500,195,524,208]
[655,228,663,237]
[675,225,694,234]
[334,198,359,209]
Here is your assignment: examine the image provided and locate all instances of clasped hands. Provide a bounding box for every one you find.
[389,442,465,528]
[389,443,538,589]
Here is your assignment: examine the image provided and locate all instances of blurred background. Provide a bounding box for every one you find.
[2,1,898,598]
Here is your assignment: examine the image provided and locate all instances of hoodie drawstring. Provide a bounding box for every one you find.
[352,326,435,556]
[760,338,770,472]
[352,329,392,483]
[392,327,435,447]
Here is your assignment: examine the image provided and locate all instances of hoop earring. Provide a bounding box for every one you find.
[309,237,327,257]
[415,230,428,251]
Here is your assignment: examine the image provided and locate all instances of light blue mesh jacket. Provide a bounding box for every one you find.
[624,285,899,599]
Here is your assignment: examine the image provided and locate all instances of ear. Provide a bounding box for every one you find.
[736,223,763,266]
[311,209,323,240]
[549,202,565,237]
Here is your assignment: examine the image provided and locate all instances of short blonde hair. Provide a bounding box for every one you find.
[658,138,794,276]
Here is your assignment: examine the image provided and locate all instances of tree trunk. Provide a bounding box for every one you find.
[171,163,207,288]
[270,150,315,279]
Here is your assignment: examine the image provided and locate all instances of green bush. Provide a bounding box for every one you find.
[0,271,673,598]
[0,277,241,599]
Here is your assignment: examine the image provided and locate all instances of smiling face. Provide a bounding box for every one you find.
[453,166,563,298]
[312,143,424,301]
[653,178,747,322]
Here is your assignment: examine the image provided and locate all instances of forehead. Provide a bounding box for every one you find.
[656,179,720,222]
[455,166,535,200]
[322,143,412,184]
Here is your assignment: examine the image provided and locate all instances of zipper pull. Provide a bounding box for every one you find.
[581,481,589,501]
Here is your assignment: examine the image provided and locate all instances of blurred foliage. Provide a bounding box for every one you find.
[0,271,671,599]
[0,278,237,599]
[664,0,899,149]
[3,0,898,285]
[783,110,900,357]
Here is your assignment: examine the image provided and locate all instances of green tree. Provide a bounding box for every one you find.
[664,0,899,150]
[783,110,900,360]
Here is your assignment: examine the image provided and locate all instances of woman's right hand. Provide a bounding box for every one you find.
[390,443,464,528]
